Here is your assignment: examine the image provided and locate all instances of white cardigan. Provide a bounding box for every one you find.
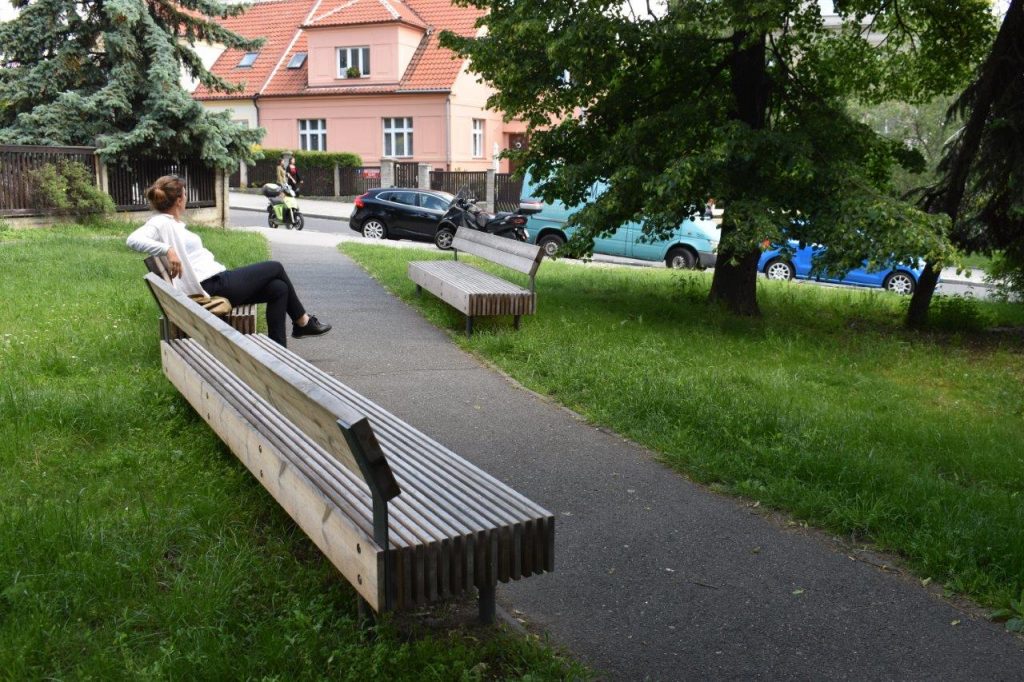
[126,214,226,296]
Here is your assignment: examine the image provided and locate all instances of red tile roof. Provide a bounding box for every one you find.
[192,0,318,101]
[192,0,482,99]
[304,0,427,29]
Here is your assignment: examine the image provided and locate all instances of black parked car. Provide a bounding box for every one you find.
[349,188,454,243]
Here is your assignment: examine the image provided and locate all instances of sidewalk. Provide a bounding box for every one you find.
[248,226,1024,680]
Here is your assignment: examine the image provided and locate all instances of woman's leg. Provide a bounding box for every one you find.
[203,261,307,346]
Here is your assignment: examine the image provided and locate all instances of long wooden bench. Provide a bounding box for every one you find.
[408,228,544,336]
[144,273,554,621]
[144,255,257,336]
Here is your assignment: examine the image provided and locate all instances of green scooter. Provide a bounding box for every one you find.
[262,183,304,230]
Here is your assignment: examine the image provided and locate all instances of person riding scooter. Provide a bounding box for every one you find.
[262,183,304,230]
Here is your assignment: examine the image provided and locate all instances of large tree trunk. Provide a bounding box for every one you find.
[905,262,941,327]
[906,0,1024,327]
[708,29,770,315]
[708,234,762,316]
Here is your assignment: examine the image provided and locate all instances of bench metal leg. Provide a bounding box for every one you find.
[478,583,496,625]
[415,284,422,297]
[357,595,376,630]
[514,315,521,330]
[466,316,473,337]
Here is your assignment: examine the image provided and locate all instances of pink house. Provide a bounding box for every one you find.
[192,0,527,172]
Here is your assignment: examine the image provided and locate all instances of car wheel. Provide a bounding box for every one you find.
[362,218,387,240]
[267,214,277,229]
[666,247,697,269]
[883,270,916,295]
[765,258,795,281]
[538,234,565,257]
[435,226,456,250]
[295,214,304,231]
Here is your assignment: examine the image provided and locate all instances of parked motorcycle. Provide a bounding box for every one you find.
[434,189,528,249]
[261,183,304,230]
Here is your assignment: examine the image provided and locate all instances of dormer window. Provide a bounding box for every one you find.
[337,46,370,78]
[237,52,259,68]
[287,52,307,69]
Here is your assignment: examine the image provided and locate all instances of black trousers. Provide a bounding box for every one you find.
[202,261,305,347]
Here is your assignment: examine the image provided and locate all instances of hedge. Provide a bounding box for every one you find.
[256,147,362,169]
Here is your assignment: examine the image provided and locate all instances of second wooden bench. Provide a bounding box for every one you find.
[408,228,544,336]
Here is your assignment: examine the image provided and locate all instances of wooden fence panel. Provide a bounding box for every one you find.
[0,145,98,217]
[394,161,418,187]
[106,158,215,211]
[430,171,487,202]
[339,167,381,196]
[496,173,523,213]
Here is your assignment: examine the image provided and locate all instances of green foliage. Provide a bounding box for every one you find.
[990,589,1024,633]
[0,225,585,680]
[928,294,994,332]
[257,147,362,169]
[346,65,362,79]
[28,160,115,220]
[442,0,996,312]
[986,248,1024,301]
[346,241,1024,613]
[0,0,264,167]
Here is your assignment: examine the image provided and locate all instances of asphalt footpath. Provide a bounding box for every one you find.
[240,225,1023,680]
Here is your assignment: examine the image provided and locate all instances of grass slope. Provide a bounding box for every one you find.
[342,242,1024,615]
[0,224,583,680]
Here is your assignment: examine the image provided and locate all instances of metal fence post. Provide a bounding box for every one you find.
[417,163,431,189]
[380,158,395,189]
[485,169,496,213]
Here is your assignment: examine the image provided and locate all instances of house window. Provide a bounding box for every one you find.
[472,119,484,158]
[237,52,259,68]
[383,117,413,157]
[337,47,370,78]
[299,119,326,151]
[287,52,307,69]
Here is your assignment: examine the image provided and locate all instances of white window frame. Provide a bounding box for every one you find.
[472,119,484,158]
[337,46,370,78]
[298,119,326,151]
[382,117,413,158]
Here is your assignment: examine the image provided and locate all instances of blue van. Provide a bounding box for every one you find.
[519,171,720,269]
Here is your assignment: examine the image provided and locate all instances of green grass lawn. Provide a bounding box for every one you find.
[343,243,1024,617]
[0,223,584,680]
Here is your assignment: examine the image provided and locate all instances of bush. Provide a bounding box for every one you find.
[929,294,994,332]
[986,249,1024,302]
[28,160,114,221]
[254,147,361,170]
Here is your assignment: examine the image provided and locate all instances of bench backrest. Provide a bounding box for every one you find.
[144,254,174,282]
[452,228,544,278]
[144,273,401,503]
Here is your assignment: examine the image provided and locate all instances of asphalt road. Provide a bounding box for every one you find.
[229,208,995,298]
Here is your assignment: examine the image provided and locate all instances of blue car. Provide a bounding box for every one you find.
[758,241,923,294]
[519,171,720,269]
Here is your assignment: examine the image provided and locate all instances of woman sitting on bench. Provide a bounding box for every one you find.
[126,174,331,347]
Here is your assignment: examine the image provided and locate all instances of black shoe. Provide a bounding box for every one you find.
[293,315,332,338]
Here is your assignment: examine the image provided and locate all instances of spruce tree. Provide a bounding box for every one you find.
[0,0,262,167]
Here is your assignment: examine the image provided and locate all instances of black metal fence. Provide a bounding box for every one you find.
[0,145,98,217]
[106,158,216,211]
